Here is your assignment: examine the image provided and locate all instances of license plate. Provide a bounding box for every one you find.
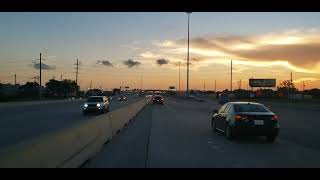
[254,120,264,125]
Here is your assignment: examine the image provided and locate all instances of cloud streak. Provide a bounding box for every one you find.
[97,60,113,67]
[123,59,141,68]
[32,62,56,70]
[156,58,170,66]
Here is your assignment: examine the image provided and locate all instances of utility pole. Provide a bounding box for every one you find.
[182,80,184,92]
[290,72,293,83]
[231,59,233,92]
[178,62,181,93]
[215,80,216,93]
[60,74,63,97]
[75,59,79,86]
[203,82,206,92]
[90,80,92,90]
[14,74,16,86]
[302,81,305,99]
[239,79,242,90]
[140,73,142,91]
[39,53,42,99]
[186,12,191,95]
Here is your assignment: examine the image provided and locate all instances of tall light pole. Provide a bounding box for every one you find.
[39,53,42,99]
[178,62,181,93]
[231,59,233,92]
[186,12,191,94]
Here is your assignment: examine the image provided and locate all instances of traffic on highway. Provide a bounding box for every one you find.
[1,12,320,168]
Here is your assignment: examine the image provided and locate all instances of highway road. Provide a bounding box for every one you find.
[84,96,320,168]
[0,93,144,149]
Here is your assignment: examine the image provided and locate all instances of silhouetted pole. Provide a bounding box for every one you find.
[76,59,79,86]
[39,53,42,99]
[60,74,63,97]
[186,12,191,94]
[215,80,216,93]
[14,74,16,86]
[231,59,233,92]
[178,62,181,93]
[140,73,142,91]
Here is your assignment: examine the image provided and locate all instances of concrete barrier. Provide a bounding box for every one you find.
[0,98,151,168]
[0,99,84,108]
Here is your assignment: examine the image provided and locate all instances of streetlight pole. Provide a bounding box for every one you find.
[186,12,191,95]
[178,62,181,93]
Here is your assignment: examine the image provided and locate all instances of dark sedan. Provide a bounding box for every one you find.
[152,95,164,105]
[211,102,279,142]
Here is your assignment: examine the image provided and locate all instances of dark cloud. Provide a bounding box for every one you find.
[123,59,141,68]
[231,43,320,68]
[32,62,56,70]
[97,60,113,67]
[156,59,170,66]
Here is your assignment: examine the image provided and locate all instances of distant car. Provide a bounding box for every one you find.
[211,102,279,142]
[83,96,110,115]
[152,95,164,105]
[118,95,127,101]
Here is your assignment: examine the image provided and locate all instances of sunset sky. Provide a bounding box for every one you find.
[0,12,320,91]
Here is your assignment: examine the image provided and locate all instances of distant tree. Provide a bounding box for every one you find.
[45,79,61,97]
[304,88,320,99]
[277,80,297,98]
[45,79,79,98]
[19,81,39,97]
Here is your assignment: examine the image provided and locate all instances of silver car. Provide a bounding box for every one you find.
[83,96,110,115]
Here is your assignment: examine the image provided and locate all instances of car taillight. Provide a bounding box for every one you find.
[271,115,278,121]
[235,115,247,121]
[235,115,242,121]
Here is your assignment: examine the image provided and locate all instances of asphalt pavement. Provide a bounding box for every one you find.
[84,96,320,168]
[0,93,144,149]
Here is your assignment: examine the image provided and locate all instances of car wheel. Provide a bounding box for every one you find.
[266,135,276,143]
[225,124,234,140]
[211,118,217,132]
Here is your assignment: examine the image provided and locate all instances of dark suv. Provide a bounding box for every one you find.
[152,95,164,105]
[83,96,110,115]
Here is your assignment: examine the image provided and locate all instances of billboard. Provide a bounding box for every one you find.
[249,79,276,87]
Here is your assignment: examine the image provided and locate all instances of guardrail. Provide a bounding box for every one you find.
[0,98,151,168]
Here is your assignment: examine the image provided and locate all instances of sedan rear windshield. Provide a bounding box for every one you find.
[234,104,269,112]
[87,97,103,102]
[154,96,163,100]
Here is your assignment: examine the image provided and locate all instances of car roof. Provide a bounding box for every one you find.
[226,101,263,106]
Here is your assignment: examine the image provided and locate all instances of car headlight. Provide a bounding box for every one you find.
[84,104,88,108]
[97,103,101,107]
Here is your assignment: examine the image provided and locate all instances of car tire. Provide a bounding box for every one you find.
[266,135,276,143]
[225,124,234,140]
[211,118,217,132]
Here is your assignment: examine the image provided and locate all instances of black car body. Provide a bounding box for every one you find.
[83,96,110,115]
[211,102,279,142]
[152,95,164,105]
[118,95,127,101]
